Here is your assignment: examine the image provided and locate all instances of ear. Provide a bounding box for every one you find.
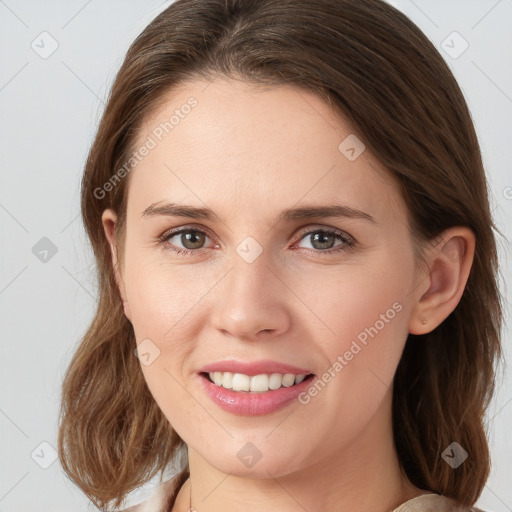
[408,226,476,335]
[101,208,132,322]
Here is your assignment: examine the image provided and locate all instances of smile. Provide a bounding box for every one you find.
[197,372,316,415]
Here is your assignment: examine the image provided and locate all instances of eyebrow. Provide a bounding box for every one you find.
[141,201,376,224]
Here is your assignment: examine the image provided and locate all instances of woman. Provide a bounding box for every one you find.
[57,1,504,511]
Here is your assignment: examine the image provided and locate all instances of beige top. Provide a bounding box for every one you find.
[119,477,487,512]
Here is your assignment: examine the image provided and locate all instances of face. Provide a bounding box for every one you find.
[103,78,424,479]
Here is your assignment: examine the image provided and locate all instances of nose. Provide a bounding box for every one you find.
[210,249,291,341]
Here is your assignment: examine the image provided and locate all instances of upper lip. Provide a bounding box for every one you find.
[197,359,314,376]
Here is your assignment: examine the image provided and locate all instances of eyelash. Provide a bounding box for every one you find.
[157,225,356,257]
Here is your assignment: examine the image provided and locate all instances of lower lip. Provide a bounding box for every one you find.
[197,373,316,416]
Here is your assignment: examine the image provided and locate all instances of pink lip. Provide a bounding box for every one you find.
[196,372,316,415]
[197,359,313,376]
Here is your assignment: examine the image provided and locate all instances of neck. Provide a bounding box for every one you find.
[173,390,423,512]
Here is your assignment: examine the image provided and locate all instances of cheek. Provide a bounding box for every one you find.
[122,253,201,401]
[123,250,203,340]
[300,257,410,357]
[300,256,411,408]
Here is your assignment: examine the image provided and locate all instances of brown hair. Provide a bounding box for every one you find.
[57,0,505,509]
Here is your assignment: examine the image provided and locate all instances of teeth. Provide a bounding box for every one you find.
[268,373,282,390]
[294,374,306,384]
[207,372,309,392]
[250,374,269,392]
[232,373,250,391]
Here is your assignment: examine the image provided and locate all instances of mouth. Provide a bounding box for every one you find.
[199,371,315,394]
[197,370,317,415]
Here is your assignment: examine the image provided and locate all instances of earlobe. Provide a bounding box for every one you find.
[408,227,475,335]
[122,300,132,320]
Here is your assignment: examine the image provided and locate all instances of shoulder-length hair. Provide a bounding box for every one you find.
[57,0,505,509]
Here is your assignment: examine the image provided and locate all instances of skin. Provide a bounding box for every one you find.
[102,77,475,512]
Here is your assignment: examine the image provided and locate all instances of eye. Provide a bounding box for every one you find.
[158,227,216,256]
[157,225,356,257]
[293,227,355,254]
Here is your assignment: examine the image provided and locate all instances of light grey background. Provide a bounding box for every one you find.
[0,0,511,511]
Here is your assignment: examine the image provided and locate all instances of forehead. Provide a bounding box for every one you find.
[127,78,406,227]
